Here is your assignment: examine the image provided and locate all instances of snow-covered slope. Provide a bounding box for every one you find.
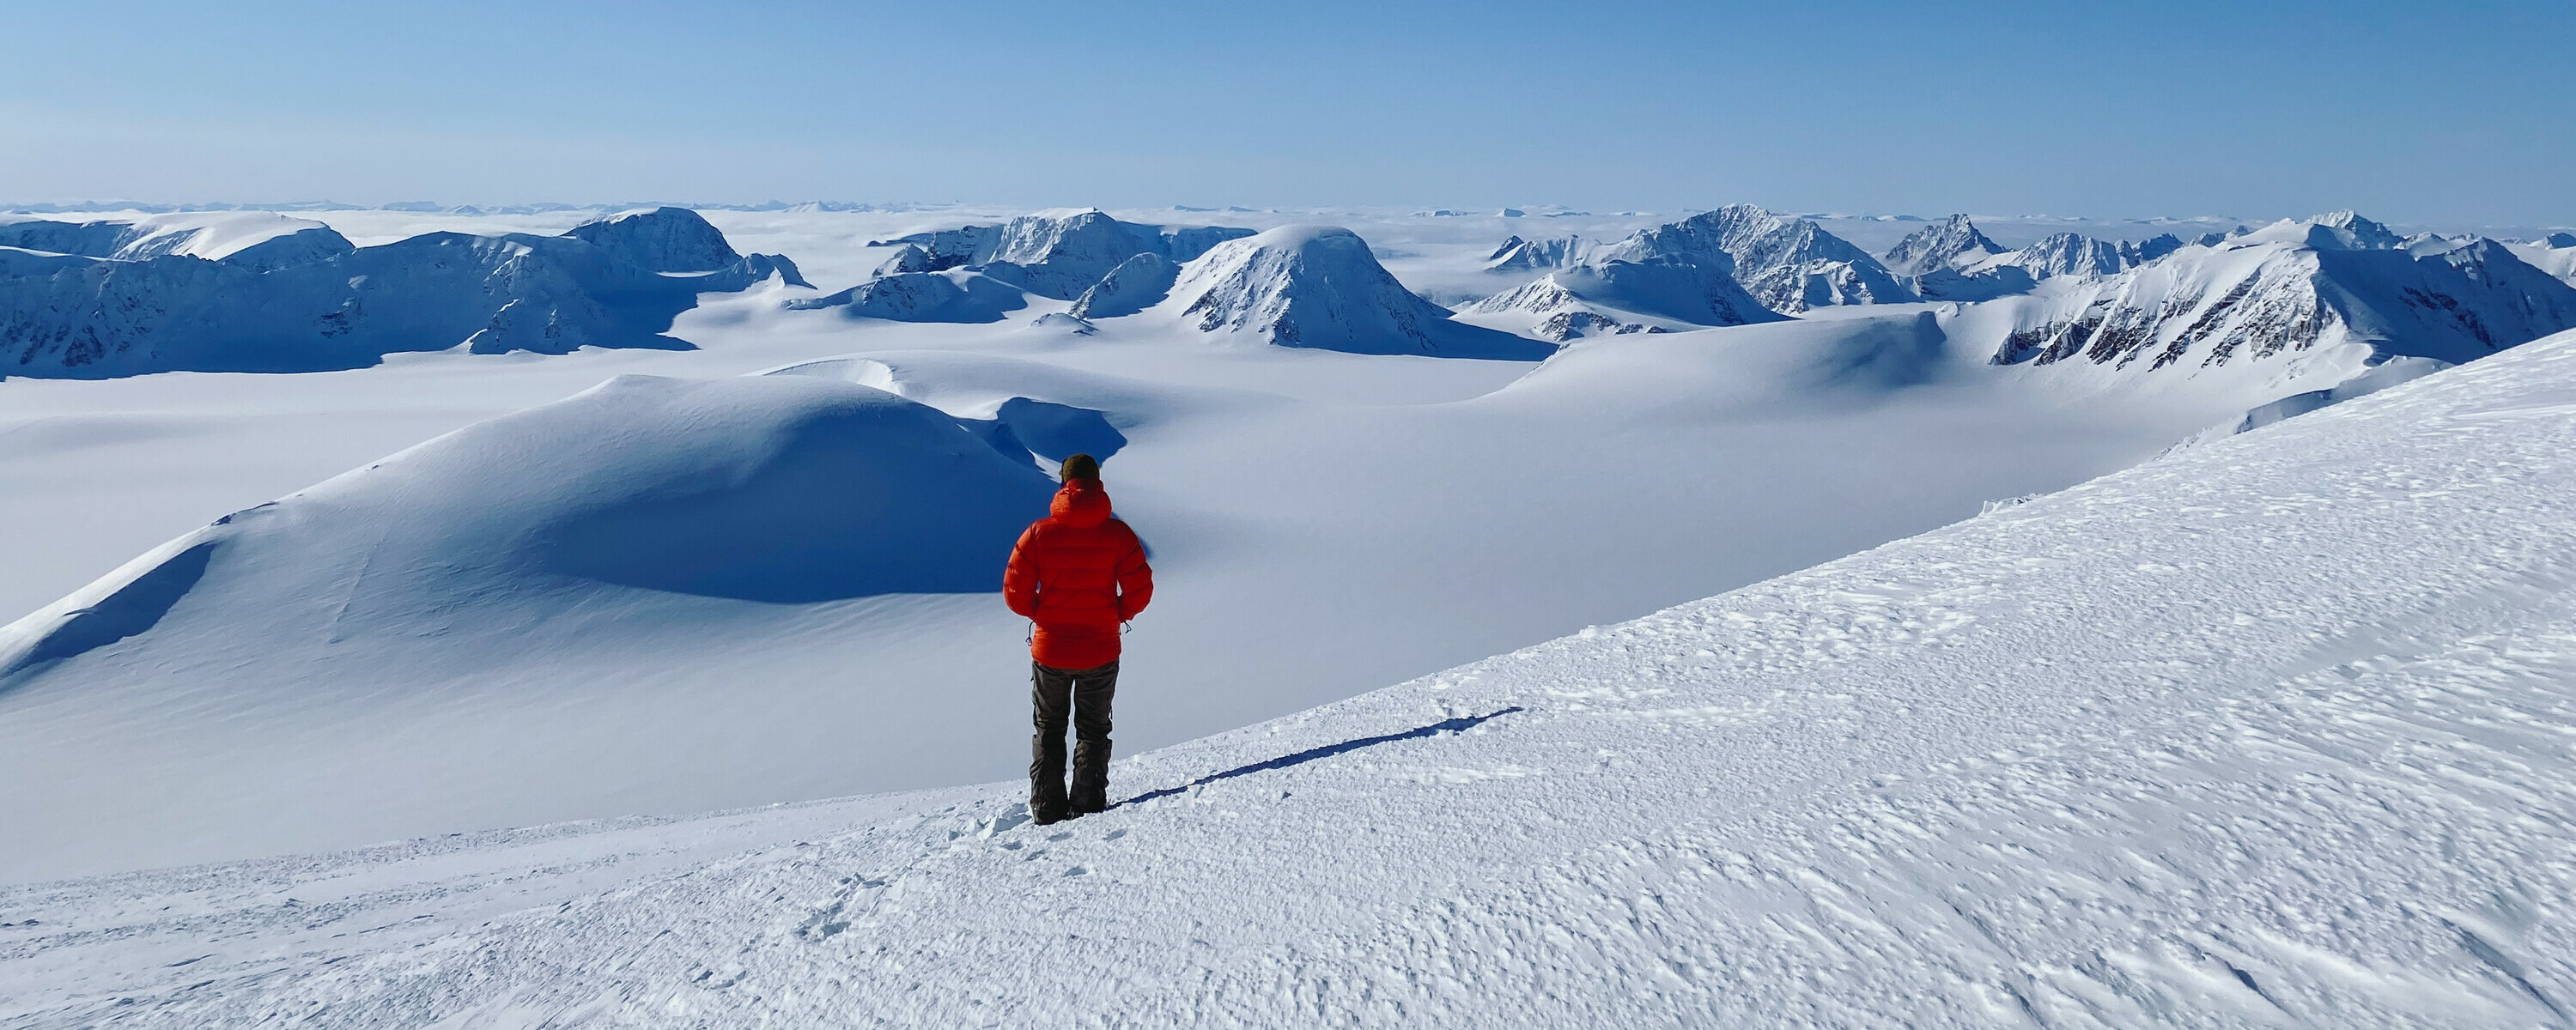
[0,373,1057,869]
[13,328,2576,1028]
[3,303,2296,882]
[0,209,804,378]
[1161,225,1556,358]
[1067,251,1180,319]
[2506,235,2576,288]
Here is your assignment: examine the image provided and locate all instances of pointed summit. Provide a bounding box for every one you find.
[1880,215,2007,276]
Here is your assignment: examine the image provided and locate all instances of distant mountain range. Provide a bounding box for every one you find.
[8,202,2573,390]
[1,208,802,378]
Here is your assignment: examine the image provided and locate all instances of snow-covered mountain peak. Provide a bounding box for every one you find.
[1588,204,1913,313]
[1986,231,2129,278]
[563,207,744,273]
[1880,214,2006,276]
[1483,234,1585,273]
[2239,209,2409,251]
[1984,221,2576,375]
[1163,225,1553,359]
[0,212,355,272]
[860,211,1255,303]
[3,210,804,377]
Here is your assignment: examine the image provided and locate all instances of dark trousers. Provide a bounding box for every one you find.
[1030,659,1117,815]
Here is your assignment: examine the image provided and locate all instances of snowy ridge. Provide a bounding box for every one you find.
[13,330,2576,1027]
[2504,236,2576,288]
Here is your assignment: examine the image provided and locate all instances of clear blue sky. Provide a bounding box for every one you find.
[3,0,2569,226]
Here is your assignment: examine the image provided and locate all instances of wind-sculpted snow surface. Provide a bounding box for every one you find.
[0,208,804,378]
[15,330,2576,1027]
[1165,225,1557,358]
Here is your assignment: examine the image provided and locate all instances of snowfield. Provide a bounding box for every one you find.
[5,326,2574,1027]
[17,205,2451,883]
[5,202,2576,1026]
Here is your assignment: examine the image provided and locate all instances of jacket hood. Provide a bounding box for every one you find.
[1050,479,1113,528]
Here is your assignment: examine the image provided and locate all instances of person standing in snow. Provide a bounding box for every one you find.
[1004,453,1153,824]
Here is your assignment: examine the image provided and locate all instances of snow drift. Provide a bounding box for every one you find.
[0,373,1055,676]
[0,373,1060,872]
[0,208,807,378]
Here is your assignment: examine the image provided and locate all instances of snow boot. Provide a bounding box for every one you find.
[1030,733,1071,824]
[1070,738,1113,815]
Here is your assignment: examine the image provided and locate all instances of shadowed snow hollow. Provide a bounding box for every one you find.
[1164,225,1555,359]
[1,374,1054,680]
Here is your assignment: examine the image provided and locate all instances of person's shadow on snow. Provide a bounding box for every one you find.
[1118,706,1524,809]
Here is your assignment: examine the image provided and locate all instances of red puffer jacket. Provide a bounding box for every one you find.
[1003,478,1152,670]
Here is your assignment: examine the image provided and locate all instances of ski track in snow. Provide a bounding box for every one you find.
[7,335,2576,1027]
